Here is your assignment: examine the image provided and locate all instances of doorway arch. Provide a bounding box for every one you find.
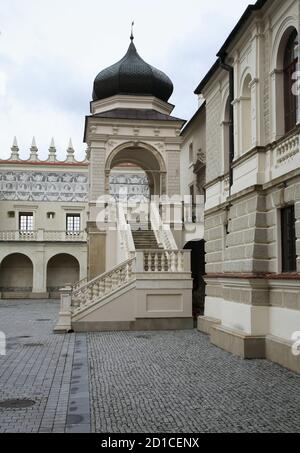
[46,254,80,292]
[0,253,33,292]
[105,142,167,197]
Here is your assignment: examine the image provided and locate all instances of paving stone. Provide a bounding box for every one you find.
[87,330,300,434]
[1,300,300,433]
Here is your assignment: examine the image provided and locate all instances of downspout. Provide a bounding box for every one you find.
[219,53,234,192]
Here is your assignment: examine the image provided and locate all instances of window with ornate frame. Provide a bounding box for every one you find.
[284,30,299,133]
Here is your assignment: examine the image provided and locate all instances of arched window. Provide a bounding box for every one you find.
[241,74,252,153]
[223,97,231,174]
[284,30,298,133]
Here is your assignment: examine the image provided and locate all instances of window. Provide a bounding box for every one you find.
[241,74,252,153]
[189,143,194,164]
[284,30,299,133]
[19,213,33,232]
[66,214,81,234]
[281,205,297,273]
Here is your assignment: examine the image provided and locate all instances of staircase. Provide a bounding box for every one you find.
[54,203,193,333]
[132,227,161,250]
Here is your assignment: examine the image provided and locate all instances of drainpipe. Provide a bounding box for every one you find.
[219,53,234,191]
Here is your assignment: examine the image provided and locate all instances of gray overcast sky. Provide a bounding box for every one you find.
[0,0,254,160]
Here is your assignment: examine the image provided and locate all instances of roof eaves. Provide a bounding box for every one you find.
[217,0,268,58]
[180,101,206,136]
[194,59,220,95]
[194,0,269,95]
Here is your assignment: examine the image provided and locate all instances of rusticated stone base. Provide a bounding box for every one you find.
[266,335,300,374]
[199,322,300,373]
[197,316,221,335]
[72,317,194,332]
[210,325,266,359]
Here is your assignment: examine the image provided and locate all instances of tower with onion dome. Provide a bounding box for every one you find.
[84,32,185,279]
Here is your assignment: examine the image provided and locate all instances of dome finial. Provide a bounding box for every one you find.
[130,21,134,41]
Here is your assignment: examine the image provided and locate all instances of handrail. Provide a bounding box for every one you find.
[117,203,136,259]
[72,276,88,292]
[71,257,136,314]
[0,230,86,241]
[72,257,136,296]
[150,202,178,250]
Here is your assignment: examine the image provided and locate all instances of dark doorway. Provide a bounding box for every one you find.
[184,240,206,320]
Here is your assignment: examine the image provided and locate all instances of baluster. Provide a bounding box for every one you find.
[106,275,112,293]
[110,272,115,290]
[154,252,159,272]
[178,251,184,272]
[120,265,125,283]
[144,252,149,272]
[92,282,99,300]
[171,251,177,272]
[127,262,131,280]
[99,278,105,297]
[161,253,165,272]
[88,286,93,302]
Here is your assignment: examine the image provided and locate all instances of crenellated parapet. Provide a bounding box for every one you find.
[1,137,89,165]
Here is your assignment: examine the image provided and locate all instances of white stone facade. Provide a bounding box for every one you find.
[0,143,88,298]
[196,0,300,372]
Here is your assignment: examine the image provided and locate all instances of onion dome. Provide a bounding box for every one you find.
[93,35,173,103]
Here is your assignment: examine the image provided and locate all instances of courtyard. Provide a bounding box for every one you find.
[0,300,299,433]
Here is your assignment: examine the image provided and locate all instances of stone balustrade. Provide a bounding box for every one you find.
[136,249,191,273]
[270,128,300,180]
[0,230,87,242]
[150,202,178,250]
[71,258,136,315]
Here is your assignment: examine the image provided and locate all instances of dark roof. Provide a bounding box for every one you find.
[194,60,220,95]
[217,0,268,57]
[90,108,185,122]
[180,101,206,136]
[93,39,173,103]
[194,0,268,95]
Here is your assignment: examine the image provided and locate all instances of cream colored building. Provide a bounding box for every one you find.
[0,139,89,298]
[4,0,300,375]
[195,0,300,373]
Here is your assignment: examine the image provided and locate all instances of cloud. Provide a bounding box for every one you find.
[0,0,255,160]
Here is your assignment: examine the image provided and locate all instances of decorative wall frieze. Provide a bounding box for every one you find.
[0,170,88,202]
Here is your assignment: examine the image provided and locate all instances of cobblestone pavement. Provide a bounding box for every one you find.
[88,331,300,433]
[0,301,300,433]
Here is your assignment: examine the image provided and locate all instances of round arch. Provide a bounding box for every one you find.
[0,253,33,292]
[105,141,167,196]
[271,22,299,137]
[221,93,231,174]
[271,19,298,70]
[46,253,80,292]
[239,73,253,153]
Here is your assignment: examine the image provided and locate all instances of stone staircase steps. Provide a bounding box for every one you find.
[131,228,160,250]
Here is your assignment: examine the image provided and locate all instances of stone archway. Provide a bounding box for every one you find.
[105,142,167,197]
[0,253,33,292]
[46,254,80,294]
